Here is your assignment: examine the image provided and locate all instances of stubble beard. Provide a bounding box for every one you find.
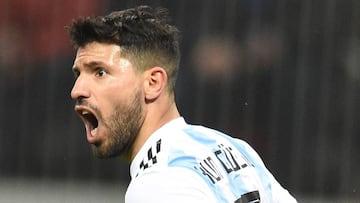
[92,89,144,159]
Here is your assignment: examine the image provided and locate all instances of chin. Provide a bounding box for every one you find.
[91,144,122,159]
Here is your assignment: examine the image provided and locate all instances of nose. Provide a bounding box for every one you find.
[71,76,90,101]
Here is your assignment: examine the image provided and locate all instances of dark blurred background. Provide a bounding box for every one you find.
[0,0,359,202]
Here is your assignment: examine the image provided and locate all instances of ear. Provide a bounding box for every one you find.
[143,67,168,102]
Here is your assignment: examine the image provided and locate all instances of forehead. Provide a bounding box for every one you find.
[73,42,122,68]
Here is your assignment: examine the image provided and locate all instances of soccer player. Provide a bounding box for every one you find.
[68,5,297,202]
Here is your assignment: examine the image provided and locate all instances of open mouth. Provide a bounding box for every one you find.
[78,109,99,137]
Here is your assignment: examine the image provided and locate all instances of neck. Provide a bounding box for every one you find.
[126,98,180,162]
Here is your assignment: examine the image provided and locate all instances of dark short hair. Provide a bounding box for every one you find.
[67,5,180,93]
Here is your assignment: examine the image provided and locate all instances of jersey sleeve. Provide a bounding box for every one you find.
[125,167,217,203]
[236,139,298,202]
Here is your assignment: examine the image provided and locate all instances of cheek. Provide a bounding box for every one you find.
[99,85,134,115]
[97,76,143,115]
[100,90,123,115]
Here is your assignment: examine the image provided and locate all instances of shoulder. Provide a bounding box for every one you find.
[125,167,217,203]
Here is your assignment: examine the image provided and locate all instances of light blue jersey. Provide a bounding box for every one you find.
[126,117,297,203]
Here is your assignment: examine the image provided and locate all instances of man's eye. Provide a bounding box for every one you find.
[96,69,107,77]
[73,68,80,79]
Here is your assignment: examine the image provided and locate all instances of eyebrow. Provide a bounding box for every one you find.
[72,61,106,73]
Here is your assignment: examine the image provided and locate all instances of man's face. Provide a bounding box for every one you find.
[71,42,144,159]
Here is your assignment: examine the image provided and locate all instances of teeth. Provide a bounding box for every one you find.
[91,127,98,136]
[82,110,90,115]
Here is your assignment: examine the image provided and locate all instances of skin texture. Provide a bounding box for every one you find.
[71,42,180,162]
